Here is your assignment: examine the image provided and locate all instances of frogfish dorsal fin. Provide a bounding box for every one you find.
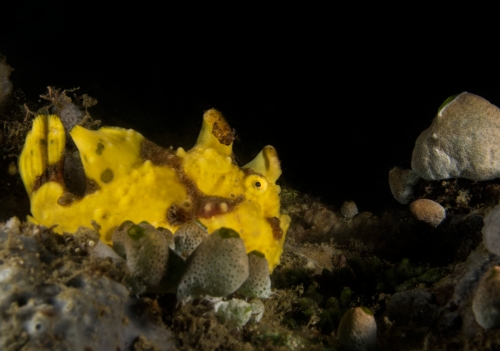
[244,145,282,183]
[192,109,234,157]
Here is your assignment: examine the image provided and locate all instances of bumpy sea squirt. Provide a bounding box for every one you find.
[19,109,290,271]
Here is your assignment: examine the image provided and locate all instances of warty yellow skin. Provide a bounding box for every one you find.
[19,109,290,271]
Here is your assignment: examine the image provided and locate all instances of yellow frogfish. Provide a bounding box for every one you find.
[19,109,290,271]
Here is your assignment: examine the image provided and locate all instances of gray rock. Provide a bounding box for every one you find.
[388,167,420,204]
[472,266,500,329]
[0,219,175,351]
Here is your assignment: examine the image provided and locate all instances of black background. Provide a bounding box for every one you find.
[1,2,498,213]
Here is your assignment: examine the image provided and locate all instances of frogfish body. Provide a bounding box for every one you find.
[19,109,290,271]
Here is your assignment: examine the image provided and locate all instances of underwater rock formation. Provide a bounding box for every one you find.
[340,200,359,219]
[0,218,175,351]
[388,166,420,204]
[412,92,500,181]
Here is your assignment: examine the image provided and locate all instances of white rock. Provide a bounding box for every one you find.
[412,92,500,181]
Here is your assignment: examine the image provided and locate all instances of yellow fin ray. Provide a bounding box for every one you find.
[243,145,282,183]
[191,109,233,157]
[19,115,65,197]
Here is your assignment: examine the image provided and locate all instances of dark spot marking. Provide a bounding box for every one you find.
[100,168,114,183]
[267,217,283,240]
[85,178,100,195]
[140,139,179,167]
[96,142,104,155]
[167,204,192,226]
[32,160,65,192]
[40,139,46,146]
[57,192,80,206]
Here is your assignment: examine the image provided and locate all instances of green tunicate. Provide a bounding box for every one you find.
[217,227,240,239]
[127,224,145,240]
[418,267,442,284]
[194,219,207,230]
[340,287,353,307]
[249,250,265,258]
[438,94,459,114]
[118,220,134,231]
[396,278,418,292]
[298,297,318,317]
[326,297,340,310]
[360,306,374,316]
[397,258,413,279]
